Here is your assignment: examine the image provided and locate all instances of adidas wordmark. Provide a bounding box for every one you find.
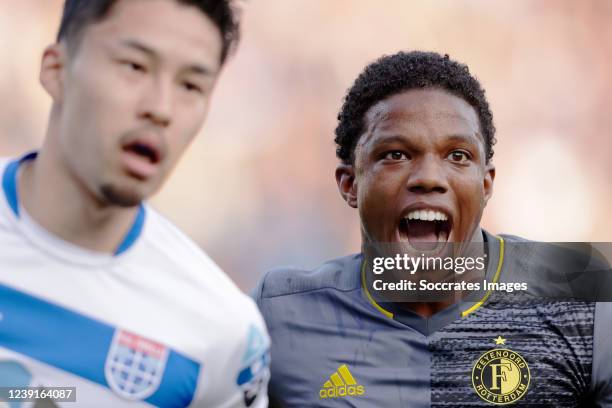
[319,364,365,399]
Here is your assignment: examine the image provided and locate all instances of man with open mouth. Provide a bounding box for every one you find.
[0,1,269,406]
[252,51,612,407]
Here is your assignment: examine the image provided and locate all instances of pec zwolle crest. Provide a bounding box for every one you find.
[105,329,169,400]
[471,336,530,405]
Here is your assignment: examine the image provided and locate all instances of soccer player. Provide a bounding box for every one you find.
[0,1,269,407]
[253,51,612,406]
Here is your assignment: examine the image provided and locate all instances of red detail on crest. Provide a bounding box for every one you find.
[116,330,165,359]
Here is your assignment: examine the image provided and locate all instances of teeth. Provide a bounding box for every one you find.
[405,209,448,222]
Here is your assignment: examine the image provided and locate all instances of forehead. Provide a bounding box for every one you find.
[79,0,222,69]
[362,88,482,145]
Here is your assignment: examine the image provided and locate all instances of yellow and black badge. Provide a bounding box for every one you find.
[472,336,530,405]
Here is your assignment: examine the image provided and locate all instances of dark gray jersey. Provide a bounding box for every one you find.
[252,232,612,407]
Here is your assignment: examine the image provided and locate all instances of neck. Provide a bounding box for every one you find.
[399,301,455,318]
[364,227,487,318]
[403,228,486,317]
[18,128,138,254]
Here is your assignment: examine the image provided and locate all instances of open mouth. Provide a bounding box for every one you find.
[398,209,452,252]
[121,139,163,179]
[123,142,160,164]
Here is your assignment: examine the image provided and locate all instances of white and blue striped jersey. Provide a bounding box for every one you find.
[0,153,270,408]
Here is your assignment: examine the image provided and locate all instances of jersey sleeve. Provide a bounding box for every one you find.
[229,299,271,408]
[591,302,612,406]
[191,297,270,408]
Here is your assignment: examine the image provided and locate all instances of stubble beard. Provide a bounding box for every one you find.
[100,183,143,208]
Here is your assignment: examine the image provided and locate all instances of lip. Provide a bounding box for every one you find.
[120,133,166,180]
[122,134,164,162]
[395,202,454,255]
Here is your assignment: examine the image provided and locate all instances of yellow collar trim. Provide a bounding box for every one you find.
[361,260,394,319]
[460,236,504,317]
[360,236,505,320]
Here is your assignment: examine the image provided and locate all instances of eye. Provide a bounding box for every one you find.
[447,150,471,163]
[182,82,203,94]
[384,151,409,161]
[120,60,146,73]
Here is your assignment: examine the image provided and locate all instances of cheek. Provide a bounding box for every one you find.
[453,176,486,227]
[63,68,133,144]
[358,169,403,221]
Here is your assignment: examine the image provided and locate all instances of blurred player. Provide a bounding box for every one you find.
[253,51,612,406]
[0,0,269,406]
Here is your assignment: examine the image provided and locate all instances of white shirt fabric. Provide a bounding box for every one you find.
[0,154,270,408]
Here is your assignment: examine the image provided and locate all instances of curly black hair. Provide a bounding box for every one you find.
[57,0,240,63]
[335,51,496,164]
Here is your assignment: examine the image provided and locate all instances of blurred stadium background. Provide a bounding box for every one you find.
[1,1,610,290]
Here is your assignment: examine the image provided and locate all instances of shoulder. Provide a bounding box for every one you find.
[141,209,267,335]
[497,233,600,269]
[141,206,206,257]
[498,233,532,244]
[496,232,611,300]
[497,233,594,271]
[140,206,220,272]
[251,254,365,343]
[253,253,363,301]
[497,233,537,271]
[139,207,250,301]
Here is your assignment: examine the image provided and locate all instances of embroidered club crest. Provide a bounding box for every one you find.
[105,329,168,400]
[472,336,530,405]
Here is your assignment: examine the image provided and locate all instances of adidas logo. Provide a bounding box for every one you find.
[319,364,365,399]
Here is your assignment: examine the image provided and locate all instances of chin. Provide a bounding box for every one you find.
[100,183,146,207]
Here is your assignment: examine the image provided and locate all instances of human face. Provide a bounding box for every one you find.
[48,0,223,206]
[336,88,494,255]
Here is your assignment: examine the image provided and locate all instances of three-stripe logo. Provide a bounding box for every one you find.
[319,364,365,399]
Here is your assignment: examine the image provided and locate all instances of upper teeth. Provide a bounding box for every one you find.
[406,210,448,222]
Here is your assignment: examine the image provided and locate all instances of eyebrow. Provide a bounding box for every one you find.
[444,133,481,145]
[370,133,481,149]
[119,39,215,76]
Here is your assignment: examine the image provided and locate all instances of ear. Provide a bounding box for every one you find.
[335,163,358,208]
[40,43,67,102]
[483,162,495,206]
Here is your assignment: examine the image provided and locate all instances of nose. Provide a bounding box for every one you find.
[138,78,173,128]
[406,154,448,194]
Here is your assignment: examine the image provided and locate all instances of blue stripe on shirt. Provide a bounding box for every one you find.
[0,283,199,407]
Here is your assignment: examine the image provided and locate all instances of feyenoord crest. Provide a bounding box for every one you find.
[472,336,530,405]
[105,329,169,400]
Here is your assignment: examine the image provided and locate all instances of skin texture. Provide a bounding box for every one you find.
[19,0,223,252]
[336,88,495,316]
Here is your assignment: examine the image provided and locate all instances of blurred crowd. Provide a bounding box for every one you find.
[1,0,610,290]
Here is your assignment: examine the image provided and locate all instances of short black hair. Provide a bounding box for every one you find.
[57,0,240,63]
[335,51,496,164]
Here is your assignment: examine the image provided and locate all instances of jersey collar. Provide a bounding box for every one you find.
[1,151,146,258]
[360,231,505,335]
